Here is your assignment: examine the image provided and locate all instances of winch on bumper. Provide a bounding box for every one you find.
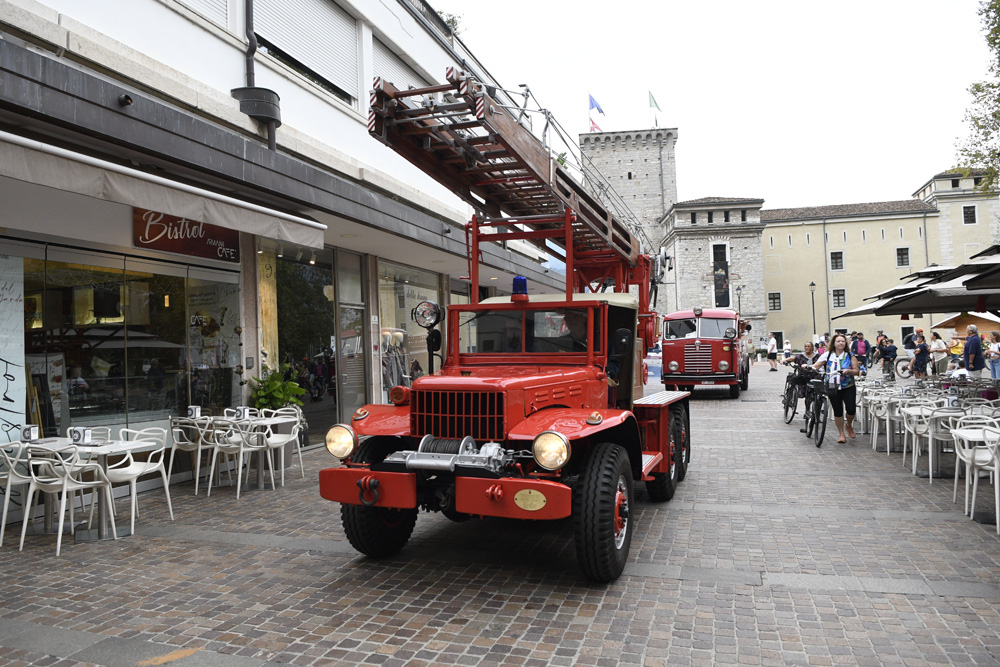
[318,434,572,520]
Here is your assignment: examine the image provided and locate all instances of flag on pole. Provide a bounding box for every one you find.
[588,94,605,115]
[590,117,602,133]
[649,91,661,128]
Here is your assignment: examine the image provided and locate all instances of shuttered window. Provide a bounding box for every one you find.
[177,0,227,26]
[255,0,358,99]
[373,38,429,91]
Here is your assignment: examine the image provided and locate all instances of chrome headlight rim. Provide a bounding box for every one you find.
[718,360,730,372]
[668,360,679,372]
[532,430,571,470]
[325,424,358,460]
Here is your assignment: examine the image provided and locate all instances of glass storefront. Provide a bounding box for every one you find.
[377,260,441,403]
[0,242,242,443]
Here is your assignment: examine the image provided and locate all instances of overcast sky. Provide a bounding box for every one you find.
[431,0,992,211]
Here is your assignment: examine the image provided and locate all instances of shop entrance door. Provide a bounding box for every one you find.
[334,251,369,421]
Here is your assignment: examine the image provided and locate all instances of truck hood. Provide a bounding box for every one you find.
[412,365,600,392]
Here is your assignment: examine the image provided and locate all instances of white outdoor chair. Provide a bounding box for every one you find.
[0,443,30,547]
[970,427,1000,533]
[261,422,302,487]
[952,416,1000,516]
[168,417,213,494]
[262,406,306,479]
[18,445,117,556]
[206,420,273,499]
[108,427,174,533]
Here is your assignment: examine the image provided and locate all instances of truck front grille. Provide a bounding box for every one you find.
[684,343,713,372]
[412,390,505,442]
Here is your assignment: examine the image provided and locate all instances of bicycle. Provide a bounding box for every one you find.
[895,357,913,379]
[802,375,832,448]
[782,364,815,424]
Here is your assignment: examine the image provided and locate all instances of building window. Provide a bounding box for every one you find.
[788,235,792,247]
[899,227,904,240]
[896,247,910,267]
[769,236,774,249]
[768,292,782,311]
[741,209,747,222]
[690,212,696,225]
[881,228,886,242]
[952,178,960,188]
[964,205,977,225]
[918,226,922,239]
[830,251,844,271]
[825,232,829,243]
[711,244,730,308]
[862,230,867,243]
[843,230,847,243]
[832,289,846,309]
[806,233,811,246]
[708,211,714,223]
[627,172,632,180]
[975,177,983,187]
[724,210,730,223]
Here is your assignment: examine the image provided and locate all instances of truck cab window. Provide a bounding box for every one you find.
[666,319,697,339]
[699,318,735,338]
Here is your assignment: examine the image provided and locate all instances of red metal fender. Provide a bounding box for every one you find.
[351,404,411,437]
[506,408,636,442]
[319,466,417,507]
[455,477,572,520]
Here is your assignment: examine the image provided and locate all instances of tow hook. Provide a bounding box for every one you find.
[357,475,380,506]
[485,483,504,501]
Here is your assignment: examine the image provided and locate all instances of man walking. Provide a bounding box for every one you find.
[766,332,778,371]
[964,324,987,379]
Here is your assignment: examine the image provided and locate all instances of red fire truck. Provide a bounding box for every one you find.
[318,69,689,582]
[660,308,752,398]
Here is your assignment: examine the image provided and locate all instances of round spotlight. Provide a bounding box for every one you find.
[532,431,570,470]
[325,424,358,459]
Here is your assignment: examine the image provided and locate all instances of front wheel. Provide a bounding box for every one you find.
[574,442,634,582]
[783,382,798,424]
[729,383,741,398]
[804,395,815,438]
[813,396,829,447]
[340,438,418,558]
[895,357,913,379]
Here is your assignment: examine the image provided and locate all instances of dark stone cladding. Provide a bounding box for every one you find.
[761,200,937,223]
[0,39,545,278]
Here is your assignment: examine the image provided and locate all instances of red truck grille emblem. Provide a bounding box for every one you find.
[412,390,505,441]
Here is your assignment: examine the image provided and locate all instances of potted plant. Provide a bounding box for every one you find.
[249,363,306,410]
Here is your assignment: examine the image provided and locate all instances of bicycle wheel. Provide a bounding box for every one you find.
[783,382,797,424]
[813,395,829,447]
[895,357,913,379]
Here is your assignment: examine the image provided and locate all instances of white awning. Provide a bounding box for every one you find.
[0,131,326,249]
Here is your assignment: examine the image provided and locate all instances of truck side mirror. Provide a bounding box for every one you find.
[744,324,752,332]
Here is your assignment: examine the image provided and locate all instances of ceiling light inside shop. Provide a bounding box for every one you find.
[309,252,316,265]
[164,294,170,308]
[277,244,283,258]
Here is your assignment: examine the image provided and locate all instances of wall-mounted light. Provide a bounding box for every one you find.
[309,251,316,265]
[277,244,283,258]
[118,94,133,107]
[257,239,263,254]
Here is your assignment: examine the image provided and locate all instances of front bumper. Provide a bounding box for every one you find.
[661,373,738,384]
[319,467,572,520]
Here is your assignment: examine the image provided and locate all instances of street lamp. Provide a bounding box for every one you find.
[735,285,742,312]
[809,281,817,341]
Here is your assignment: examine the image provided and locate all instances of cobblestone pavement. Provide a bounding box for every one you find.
[3,363,1000,665]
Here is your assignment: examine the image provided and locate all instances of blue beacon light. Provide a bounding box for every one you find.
[513,276,528,294]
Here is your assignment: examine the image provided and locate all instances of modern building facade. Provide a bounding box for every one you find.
[0,0,561,451]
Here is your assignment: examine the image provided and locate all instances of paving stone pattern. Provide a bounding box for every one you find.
[2,363,1000,665]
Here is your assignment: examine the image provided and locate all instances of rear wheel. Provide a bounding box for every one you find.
[676,404,690,481]
[813,397,829,447]
[340,437,418,558]
[783,382,798,424]
[573,442,634,582]
[740,363,749,391]
[646,411,681,501]
[895,357,913,379]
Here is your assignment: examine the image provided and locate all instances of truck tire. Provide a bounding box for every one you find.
[340,437,417,558]
[573,442,634,582]
[740,363,749,390]
[729,383,741,398]
[675,403,690,481]
[646,412,680,502]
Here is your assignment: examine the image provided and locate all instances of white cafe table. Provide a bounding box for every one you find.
[203,416,296,490]
[24,436,159,541]
[898,406,968,481]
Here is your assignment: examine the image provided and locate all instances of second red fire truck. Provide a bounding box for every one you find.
[660,307,752,398]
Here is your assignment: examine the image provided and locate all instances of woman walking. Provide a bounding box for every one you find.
[930,331,948,376]
[987,331,1000,380]
[813,333,861,443]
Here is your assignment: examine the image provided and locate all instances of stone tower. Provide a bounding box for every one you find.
[579,128,679,252]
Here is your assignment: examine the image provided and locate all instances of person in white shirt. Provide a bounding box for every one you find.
[766,333,779,371]
[783,339,792,360]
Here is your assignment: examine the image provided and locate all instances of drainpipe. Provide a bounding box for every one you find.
[232,0,281,150]
[922,211,933,329]
[822,218,831,335]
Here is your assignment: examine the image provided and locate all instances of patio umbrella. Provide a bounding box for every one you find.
[832,297,897,320]
[871,276,1000,316]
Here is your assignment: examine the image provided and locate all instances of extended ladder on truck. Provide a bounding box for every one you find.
[368,68,657,323]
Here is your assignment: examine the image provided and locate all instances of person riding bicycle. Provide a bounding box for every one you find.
[812,333,861,443]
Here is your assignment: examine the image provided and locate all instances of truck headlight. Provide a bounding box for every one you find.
[668,361,679,372]
[325,424,358,459]
[718,360,730,371]
[533,431,571,470]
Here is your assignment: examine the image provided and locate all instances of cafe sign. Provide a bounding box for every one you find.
[132,208,240,263]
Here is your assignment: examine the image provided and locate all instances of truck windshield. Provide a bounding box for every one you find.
[665,319,697,339]
[458,308,601,354]
[699,318,735,338]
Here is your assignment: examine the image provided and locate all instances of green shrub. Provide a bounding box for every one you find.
[250,363,306,410]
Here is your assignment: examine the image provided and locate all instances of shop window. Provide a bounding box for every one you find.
[378,260,441,403]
